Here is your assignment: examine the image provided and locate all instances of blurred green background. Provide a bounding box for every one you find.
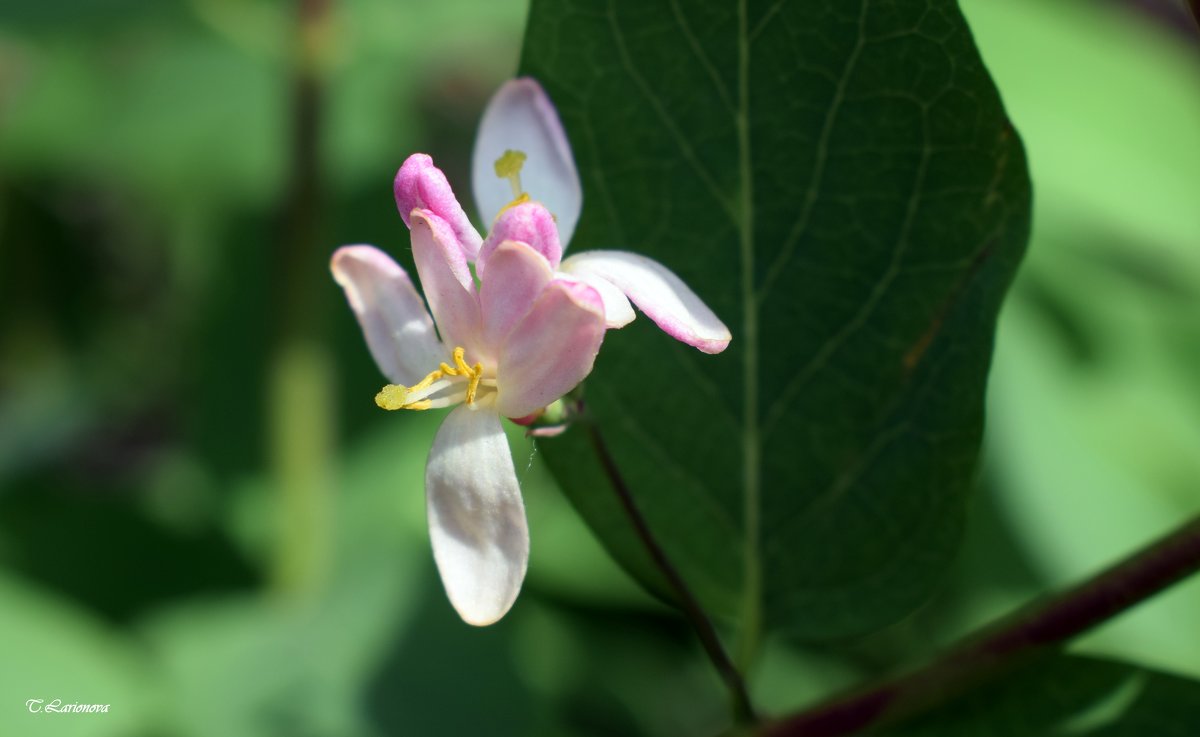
[0,1,1197,736]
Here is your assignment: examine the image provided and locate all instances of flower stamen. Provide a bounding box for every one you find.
[375,347,487,411]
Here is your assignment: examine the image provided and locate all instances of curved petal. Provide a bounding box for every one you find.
[557,271,636,329]
[496,279,605,419]
[330,245,444,384]
[410,210,484,358]
[395,154,483,260]
[472,78,582,247]
[479,240,554,353]
[559,250,731,354]
[426,405,529,626]
[477,201,562,278]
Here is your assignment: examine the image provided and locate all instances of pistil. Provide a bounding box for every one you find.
[494,149,527,199]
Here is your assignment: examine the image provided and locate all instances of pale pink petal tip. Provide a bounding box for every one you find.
[560,250,732,354]
[395,154,483,260]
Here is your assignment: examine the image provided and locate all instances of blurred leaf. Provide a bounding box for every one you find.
[523,0,1030,640]
[0,0,529,213]
[510,601,728,737]
[882,655,1200,736]
[987,295,1200,677]
[0,574,151,737]
[967,0,1200,678]
[142,412,435,737]
[0,33,284,209]
[144,592,388,737]
[961,0,1200,262]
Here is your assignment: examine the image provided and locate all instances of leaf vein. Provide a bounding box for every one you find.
[668,0,737,116]
[764,108,933,433]
[757,0,870,305]
[605,0,738,222]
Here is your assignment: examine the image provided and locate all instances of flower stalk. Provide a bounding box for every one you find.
[587,422,758,725]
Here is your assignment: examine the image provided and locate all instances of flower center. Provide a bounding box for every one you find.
[375,346,497,412]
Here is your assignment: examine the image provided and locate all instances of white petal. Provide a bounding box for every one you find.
[557,271,636,329]
[472,78,582,246]
[426,405,529,626]
[560,250,732,354]
[330,245,445,384]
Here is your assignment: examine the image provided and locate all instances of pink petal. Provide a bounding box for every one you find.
[477,201,562,278]
[410,210,484,358]
[559,251,731,354]
[395,154,483,260]
[472,78,582,247]
[478,240,554,353]
[496,279,606,419]
[426,405,529,626]
[330,245,445,385]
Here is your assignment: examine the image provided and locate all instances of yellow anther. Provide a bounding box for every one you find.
[452,347,473,376]
[465,362,484,405]
[375,366,444,411]
[375,384,409,410]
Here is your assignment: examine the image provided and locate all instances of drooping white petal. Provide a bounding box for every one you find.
[560,250,732,354]
[330,245,445,384]
[472,78,582,246]
[426,405,529,626]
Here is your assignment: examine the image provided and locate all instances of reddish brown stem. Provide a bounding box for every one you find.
[763,514,1200,736]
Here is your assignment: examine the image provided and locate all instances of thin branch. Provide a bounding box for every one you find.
[269,0,335,598]
[762,513,1200,736]
[586,422,758,725]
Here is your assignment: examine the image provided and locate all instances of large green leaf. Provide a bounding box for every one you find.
[521,0,1030,640]
[882,655,1200,736]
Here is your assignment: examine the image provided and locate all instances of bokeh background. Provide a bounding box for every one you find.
[0,1,1197,736]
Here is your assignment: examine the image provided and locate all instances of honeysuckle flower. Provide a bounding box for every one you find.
[331,77,730,626]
